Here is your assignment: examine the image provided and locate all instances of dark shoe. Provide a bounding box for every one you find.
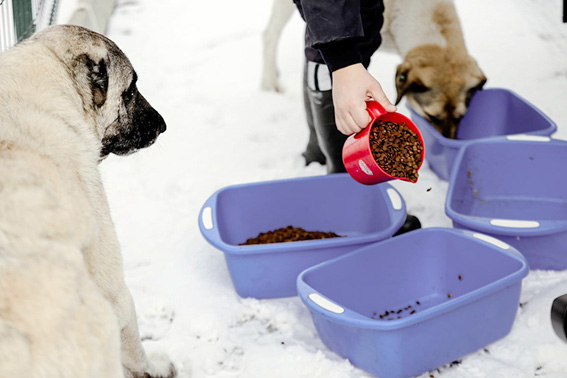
[552,294,567,343]
[302,149,326,166]
[393,214,422,236]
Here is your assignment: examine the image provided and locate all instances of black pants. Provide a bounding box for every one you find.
[301,61,349,174]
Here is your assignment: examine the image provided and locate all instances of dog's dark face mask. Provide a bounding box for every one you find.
[99,71,167,158]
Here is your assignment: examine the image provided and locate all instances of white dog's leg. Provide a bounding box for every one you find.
[86,192,176,378]
[260,0,296,92]
[118,289,176,378]
[102,263,176,378]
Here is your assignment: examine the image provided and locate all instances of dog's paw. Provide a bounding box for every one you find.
[134,352,176,378]
[260,73,283,93]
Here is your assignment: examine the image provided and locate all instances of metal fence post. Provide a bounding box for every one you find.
[12,0,35,40]
[0,0,59,53]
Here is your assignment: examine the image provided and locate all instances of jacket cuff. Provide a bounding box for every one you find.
[317,39,362,73]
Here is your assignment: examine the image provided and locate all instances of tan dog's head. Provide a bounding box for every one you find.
[26,25,166,160]
[395,45,486,139]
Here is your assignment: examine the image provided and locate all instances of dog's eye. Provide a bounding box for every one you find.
[425,113,442,125]
[409,82,430,93]
[122,87,135,103]
[429,115,442,124]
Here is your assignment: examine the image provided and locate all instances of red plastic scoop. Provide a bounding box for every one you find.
[342,101,425,185]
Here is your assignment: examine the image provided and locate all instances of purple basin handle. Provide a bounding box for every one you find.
[198,191,222,249]
[489,219,540,228]
[308,293,344,314]
[386,187,403,211]
[297,275,372,325]
[506,135,551,142]
[469,232,526,262]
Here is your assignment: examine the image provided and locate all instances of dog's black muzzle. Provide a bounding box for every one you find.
[133,92,166,142]
[100,92,166,158]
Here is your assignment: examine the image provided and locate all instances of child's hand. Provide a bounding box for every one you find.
[331,63,397,135]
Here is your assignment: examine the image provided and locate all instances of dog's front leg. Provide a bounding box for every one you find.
[117,287,176,378]
[98,243,176,378]
[84,191,176,378]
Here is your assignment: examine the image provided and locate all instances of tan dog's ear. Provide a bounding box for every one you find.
[88,58,108,107]
[479,75,488,89]
[466,74,488,106]
[395,62,411,105]
[77,54,108,107]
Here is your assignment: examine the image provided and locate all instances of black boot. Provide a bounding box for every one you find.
[394,214,422,236]
[302,61,348,174]
[301,62,326,166]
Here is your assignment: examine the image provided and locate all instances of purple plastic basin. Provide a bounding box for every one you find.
[198,173,406,299]
[446,137,567,270]
[409,88,557,181]
[298,228,528,378]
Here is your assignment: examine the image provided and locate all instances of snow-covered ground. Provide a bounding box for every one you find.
[54,0,567,377]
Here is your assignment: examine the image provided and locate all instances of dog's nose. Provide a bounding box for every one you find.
[151,108,166,134]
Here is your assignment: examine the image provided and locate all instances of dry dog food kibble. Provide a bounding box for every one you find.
[372,302,420,320]
[369,120,423,182]
[240,226,342,245]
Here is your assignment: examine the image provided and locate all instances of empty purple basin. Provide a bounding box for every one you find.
[446,137,567,270]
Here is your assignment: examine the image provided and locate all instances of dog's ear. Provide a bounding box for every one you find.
[465,74,488,107]
[394,62,411,105]
[478,75,488,89]
[78,54,108,107]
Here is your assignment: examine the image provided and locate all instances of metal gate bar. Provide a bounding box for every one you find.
[0,0,59,53]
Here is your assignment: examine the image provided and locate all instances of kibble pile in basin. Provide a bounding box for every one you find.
[240,226,342,245]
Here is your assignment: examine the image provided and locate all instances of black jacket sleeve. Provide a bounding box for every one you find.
[294,0,384,72]
[317,39,362,72]
[294,0,364,71]
[296,0,364,45]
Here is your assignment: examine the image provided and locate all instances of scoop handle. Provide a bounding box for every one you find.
[365,100,387,122]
